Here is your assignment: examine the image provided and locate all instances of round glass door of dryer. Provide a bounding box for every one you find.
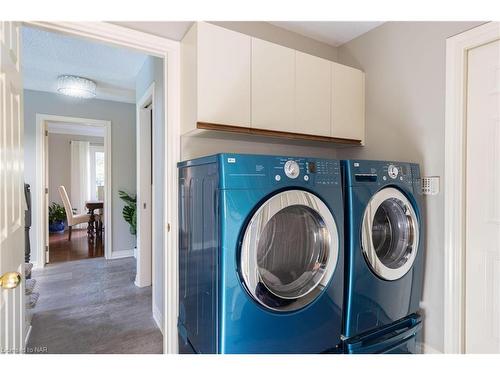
[240,190,339,312]
[361,187,420,281]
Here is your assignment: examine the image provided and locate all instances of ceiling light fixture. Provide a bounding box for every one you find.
[57,75,96,98]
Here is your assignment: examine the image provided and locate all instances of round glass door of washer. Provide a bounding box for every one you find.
[240,190,339,312]
[361,187,420,281]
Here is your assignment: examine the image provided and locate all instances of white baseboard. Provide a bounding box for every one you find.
[24,324,32,349]
[110,249,134,259]
[418,342,443,354]
[153,302,164,335]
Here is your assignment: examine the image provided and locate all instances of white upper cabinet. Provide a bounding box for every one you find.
[181,22,365,144]
[294,51,331,136]
[331,62,365,142]
[181,22,251,133]
[251,38,295,132]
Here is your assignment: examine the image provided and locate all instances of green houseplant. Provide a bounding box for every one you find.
[48,202,66,233]
[118,190,137,236]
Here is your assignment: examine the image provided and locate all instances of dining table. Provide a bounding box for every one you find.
[85,200,103,238]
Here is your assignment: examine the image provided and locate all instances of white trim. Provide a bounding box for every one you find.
[153,301,164,335]
[35,114,113,265]
[110,249,134,259]
[444,21,500,354]
[48,122,106,137]
[417,342,442,354]
[24,324,32,349]
[25,21,181,354]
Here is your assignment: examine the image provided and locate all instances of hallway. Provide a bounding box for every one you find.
[26,257,162,354]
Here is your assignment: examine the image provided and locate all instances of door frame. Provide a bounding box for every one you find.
[444,21,500,354]
[35,114,112,263]
[135,82,154,289]
[25,21,181,354]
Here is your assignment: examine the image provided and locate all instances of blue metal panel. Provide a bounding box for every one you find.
[344,314,422,354]
[178,160,219,354]
[178,153,344,354]
[341,160,425,340]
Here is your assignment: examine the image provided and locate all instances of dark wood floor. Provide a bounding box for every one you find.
[49,228,104,263]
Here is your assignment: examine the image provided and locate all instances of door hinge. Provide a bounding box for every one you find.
[45,130,48,136]
[143,202,147,209]
[167,223,171,232]
[45,187,48,194]
[45,245,48,253]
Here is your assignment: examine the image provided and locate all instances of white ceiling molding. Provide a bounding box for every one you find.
[47,121,106,137]
[268,21,384,47]
[22,26,148,103]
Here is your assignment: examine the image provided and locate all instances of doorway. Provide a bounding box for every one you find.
[34,114,113,266]
[41,116,110,263]
[21,24,166,353]
[1,20,179,355]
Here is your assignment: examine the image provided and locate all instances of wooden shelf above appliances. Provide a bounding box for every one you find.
[195,122,363,146]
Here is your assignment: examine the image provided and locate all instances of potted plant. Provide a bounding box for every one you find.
[48,202,66,233]
[118,190,137,236]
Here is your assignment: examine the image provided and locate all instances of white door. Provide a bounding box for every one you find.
[136,106,152,287]
[465,38,500,353]
[0,21,25,353]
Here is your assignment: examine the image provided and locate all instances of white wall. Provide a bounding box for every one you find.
[334,21,484,353]
[135,55,165,328]
[24,89,137,264]
[47,133,104,205]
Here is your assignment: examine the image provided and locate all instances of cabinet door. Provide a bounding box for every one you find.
[331,62,365,141]
[295,51,331,136]
[197,22,251,127]
[251,38,295,132]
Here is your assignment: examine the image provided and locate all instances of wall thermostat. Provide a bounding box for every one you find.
[421,176,440,195]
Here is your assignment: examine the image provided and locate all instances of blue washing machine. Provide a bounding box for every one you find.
[177,154,344,354]
[341,160,424,354]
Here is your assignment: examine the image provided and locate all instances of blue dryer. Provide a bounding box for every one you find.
[341,160,424,354]
[177,154,344,354]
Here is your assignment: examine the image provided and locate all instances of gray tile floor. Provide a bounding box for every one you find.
[27,257,163,354]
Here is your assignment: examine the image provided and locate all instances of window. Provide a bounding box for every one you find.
[89,145,105,201]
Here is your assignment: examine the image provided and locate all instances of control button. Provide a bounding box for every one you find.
[284,160,300,179]
[388,164,399,179]
[275,175,281,182]
[304,175,309,181]
[383,176,387,181]
[400,176,403,181]
[307,162,316,173]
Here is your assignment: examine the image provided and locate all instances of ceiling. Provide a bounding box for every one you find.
[22,26,149,103]
[118,21,383,47]
[268,22,384,47]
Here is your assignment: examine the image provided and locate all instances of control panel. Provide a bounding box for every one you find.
[273,157,340,186]
[351,161,413,185]
[381,163,411,184]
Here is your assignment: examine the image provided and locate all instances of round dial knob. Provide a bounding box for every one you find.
[388,165,399,179]
[284,160,300,179]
